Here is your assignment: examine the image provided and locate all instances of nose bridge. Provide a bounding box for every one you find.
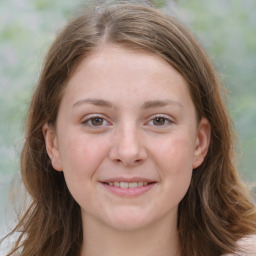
[109,120,147,166]
[119,123,140,152]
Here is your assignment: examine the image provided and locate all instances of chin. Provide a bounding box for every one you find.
[104,207,155,231]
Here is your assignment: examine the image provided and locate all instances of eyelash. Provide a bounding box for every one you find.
[146,115,173,127]
[81,115,173,128]
[82,115,111,127]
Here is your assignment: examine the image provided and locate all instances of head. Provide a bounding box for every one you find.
[20,1,239,255]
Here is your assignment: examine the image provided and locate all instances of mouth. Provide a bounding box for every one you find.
[100,179,157,197]
[102,181,156,188]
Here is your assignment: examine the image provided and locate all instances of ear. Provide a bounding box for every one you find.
[193,117,211,169]
[42,123,63,172]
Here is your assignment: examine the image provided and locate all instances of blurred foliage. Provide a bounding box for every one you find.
[172,0,256,182]
[0,0,85,176]
[153,0,166,8]
[0,0,255,183]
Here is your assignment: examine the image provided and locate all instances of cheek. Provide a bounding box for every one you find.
[152,133,195,200]
[60,134,107,172]
[156,132,196,170]
[58,134,110,193]
[58,133,111,207]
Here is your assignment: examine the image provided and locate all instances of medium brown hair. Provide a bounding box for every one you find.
[2,1,256,255]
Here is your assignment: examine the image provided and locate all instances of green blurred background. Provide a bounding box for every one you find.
[0,0,255,229]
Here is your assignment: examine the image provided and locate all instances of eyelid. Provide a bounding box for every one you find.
[145,114,174,126]
[81,114,112,127]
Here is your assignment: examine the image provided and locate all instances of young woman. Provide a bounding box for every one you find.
[2,1,256,255]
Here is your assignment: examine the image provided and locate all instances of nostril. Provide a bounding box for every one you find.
[113,158,144,166]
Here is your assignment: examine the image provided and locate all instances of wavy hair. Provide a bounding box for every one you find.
[2,1,256,255]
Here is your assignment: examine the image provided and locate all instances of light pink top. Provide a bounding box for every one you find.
[223,235,256,256]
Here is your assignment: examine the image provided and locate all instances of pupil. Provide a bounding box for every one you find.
[92,118,103,126]
[153,117,165,125]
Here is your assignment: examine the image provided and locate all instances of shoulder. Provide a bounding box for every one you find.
[223,235,256,256]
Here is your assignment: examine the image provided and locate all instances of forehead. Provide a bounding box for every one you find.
[71,45,187,87]
[61,45,194,111]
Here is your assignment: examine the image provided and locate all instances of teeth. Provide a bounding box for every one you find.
[120,182,129,188]
[106,181,150,188]
[138,182,143,187]
[128,182,137,188]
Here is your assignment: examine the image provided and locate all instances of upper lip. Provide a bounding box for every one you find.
[100,177,156,183]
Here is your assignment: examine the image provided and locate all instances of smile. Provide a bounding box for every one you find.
[104,181,151,188]
[100,179,157,197]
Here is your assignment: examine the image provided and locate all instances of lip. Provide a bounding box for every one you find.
[99,177,157,197]
[100,177,156,183]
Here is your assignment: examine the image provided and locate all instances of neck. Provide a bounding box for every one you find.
[80,213,180,256]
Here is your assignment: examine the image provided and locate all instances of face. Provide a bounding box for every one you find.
[44,45,210,231]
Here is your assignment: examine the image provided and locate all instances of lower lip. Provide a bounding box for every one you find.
[101,183,156,197]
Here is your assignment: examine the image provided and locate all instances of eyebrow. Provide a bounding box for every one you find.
[72,98,115,108]
[142,99,183,109]
[72,98,183,109]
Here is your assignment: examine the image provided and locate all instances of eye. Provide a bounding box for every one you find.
[147,115,173,127]
[89,117,104,126]
[152,117,169,126]
[82,116,110,127]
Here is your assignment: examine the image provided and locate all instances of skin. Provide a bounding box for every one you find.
[44,45,210,256]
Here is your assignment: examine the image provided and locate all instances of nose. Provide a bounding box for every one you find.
[108,125,147,167]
